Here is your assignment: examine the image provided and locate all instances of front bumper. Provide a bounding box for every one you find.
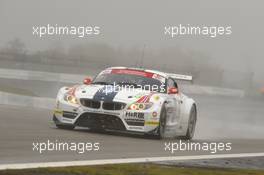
[75,112,126,131]
[53,99,161,133]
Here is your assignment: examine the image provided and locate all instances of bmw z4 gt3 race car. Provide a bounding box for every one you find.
[53,67,197,139]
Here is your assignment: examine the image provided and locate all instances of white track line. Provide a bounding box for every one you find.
[0,152,264,170]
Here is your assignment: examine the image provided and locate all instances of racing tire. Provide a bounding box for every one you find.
[56,124,75,130]
[182,105,197,140]
[157,105,167,139]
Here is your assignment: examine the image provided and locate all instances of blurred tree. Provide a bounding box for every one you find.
[4,38,27,55]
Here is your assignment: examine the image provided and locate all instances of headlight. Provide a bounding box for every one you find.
[127,102,153,110]
[64,94,78,104]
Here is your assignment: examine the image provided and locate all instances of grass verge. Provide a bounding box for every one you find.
[1,163,264,175]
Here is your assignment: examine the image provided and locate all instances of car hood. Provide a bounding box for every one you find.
[73,84,157,103]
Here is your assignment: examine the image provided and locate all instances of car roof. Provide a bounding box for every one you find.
[106,66,169,78]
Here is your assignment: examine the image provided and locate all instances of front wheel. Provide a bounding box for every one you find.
[182,105,197,140]
[157,105,167,139]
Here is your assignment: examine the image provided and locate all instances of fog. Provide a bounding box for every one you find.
[0,0,263,87]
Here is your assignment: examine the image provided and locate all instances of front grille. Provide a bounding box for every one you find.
[102,102,126,110]
[80,99,100,109]
[75,112,126,131]
[80,98,126,111]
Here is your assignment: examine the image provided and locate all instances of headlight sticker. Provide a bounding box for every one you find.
[64,94,79,104]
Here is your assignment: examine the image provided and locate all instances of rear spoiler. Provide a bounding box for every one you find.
[167,73,193,82]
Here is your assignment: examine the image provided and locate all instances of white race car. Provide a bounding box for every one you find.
[53,67,197,139]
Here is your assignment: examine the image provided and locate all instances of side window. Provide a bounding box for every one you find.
[173,80,178,88]
[167,78,176,89]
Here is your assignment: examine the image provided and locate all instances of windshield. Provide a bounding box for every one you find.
[93,70,166,93]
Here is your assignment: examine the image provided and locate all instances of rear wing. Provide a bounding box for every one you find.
[167,73,193,82]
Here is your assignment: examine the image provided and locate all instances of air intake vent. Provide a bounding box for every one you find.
[102,102,126,110]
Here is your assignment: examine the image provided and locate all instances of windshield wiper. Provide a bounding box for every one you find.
[92,81,113,85]
[116,82,141,88]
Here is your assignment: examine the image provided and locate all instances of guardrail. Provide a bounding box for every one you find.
[0,68,88,83]
[0,68,245,99]
[181,85,245,97]
[0,85,245,110]
[0,91,54,109]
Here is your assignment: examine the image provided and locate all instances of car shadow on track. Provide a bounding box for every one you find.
[50,125,200,142]
[76,127,159,140]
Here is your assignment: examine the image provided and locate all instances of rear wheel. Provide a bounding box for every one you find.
[182,105,197,140]
[157,105,167,139]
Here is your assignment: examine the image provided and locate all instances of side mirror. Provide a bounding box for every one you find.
[83,77,92,85]
[168,87,178,94]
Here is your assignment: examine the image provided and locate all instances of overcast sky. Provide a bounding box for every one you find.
[0,0,263,79]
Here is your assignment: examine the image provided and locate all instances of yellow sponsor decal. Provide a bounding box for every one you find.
[153,95,160,101]
[54,109,63,115]
[145,121,159,125]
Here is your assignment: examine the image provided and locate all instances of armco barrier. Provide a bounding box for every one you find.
[0,68,88,83]
[0,91,54,109]
[0,85,244,110]
[0,68,245,98]
[181,85,245,97]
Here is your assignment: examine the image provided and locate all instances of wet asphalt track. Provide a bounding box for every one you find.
[0,95,263,164]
